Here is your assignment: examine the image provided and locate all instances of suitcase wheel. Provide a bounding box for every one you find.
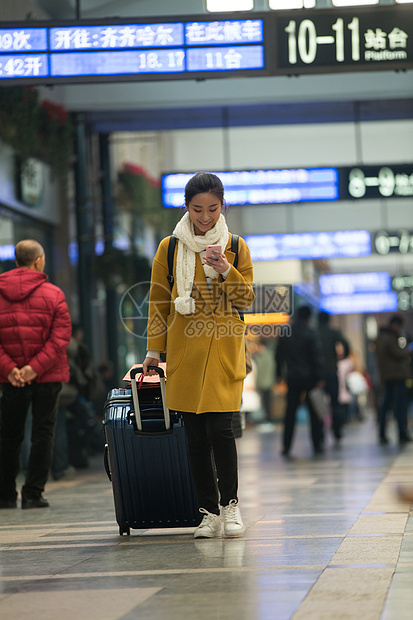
[119,525,130,536]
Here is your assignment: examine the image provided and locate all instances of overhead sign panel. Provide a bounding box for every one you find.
[0,7,411,84]
[162,163,411,207]
[245,230,371,261]
[162,168,339,207]
[0,17,266,84]
[319,272,391,296]
[339,164,413,199]
[276,6,413,74]
[319,292,399,314]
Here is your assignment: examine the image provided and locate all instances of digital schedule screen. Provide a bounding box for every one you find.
[1,7,411,83]
[245,230,371,261]
[162,168,339,207]
[319,272,391,296]
[319,292,398,315]
[0,17,266,83]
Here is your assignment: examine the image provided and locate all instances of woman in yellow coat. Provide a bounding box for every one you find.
[143,172,254,539]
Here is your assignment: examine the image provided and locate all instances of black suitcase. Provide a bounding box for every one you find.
[103,366,201,535]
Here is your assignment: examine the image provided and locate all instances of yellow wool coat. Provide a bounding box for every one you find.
[147,233,255,414]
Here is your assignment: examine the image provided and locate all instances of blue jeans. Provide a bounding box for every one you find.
[378,379,409,441]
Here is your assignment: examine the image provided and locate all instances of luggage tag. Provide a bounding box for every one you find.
[130,366,170,432]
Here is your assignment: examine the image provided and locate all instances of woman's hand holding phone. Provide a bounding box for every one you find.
[203,244,229,274]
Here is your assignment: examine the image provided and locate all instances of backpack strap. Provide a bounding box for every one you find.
[231,234,239,269]
[167,235,177,289]
[230,234,244,322]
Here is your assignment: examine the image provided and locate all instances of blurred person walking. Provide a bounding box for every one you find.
[317,311,350,444]
[276,306,325,457]
[375,315,412,445]
[0,240,71,509]
[253,338,276,429]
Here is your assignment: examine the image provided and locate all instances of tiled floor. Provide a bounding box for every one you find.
[0,411,412,620]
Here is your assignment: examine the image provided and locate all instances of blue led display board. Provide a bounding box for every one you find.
[245,230,371,261]
[319,292,399,315]
[319,272,391,296]
[0,7,412,84]
[0,17,266,84]
[162,168,339,207]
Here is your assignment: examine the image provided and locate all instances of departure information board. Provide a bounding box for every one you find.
[162,163,411,208]
[162,168,339,207]
[0,17,266,83]
[245,230,371,261]
[0,6,411,84]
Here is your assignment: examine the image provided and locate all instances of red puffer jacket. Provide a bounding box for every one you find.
[0,268,71,383]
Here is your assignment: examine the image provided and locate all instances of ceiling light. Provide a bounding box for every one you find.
[206,0,254,11]
[332,0,378,6]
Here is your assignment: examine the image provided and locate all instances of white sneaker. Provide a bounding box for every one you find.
[222,500,245,537]
[194,508,222,539]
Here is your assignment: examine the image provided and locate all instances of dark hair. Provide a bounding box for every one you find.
[184,172,225,207]
[297,305,312,321]
[15,239,44,267]
[318,311,331,325]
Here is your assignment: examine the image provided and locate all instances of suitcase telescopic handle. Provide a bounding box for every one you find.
[129,366,170,432]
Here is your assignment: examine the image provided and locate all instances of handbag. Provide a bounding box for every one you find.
[346,371,368,395]
[308,387,329,420]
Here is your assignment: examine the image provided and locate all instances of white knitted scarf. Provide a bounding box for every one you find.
[172,212,229,315]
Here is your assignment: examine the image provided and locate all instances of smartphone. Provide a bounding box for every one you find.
[206,245,222,261]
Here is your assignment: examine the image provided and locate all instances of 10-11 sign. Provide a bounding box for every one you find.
[276,7,412,73]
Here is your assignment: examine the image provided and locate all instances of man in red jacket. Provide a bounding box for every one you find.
[0,239,71,509]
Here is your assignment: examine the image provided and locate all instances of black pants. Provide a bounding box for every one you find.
[323,372,346,440]
[181,412,238,515]
[378,379,409,441]
[0,382,61,501]
[283,381,324,454]
[260,389,273,422]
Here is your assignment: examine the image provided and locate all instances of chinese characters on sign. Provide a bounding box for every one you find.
[276,8,412,73]
[0,28,47,51]
[0,8,412,83]
[50,24,185,50]
[0,18,265,80]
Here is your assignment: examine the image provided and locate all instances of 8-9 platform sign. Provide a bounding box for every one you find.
[276,7,413,74]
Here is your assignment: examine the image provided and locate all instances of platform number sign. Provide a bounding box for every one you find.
[339,165,413,200]
[276,7,412,74]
